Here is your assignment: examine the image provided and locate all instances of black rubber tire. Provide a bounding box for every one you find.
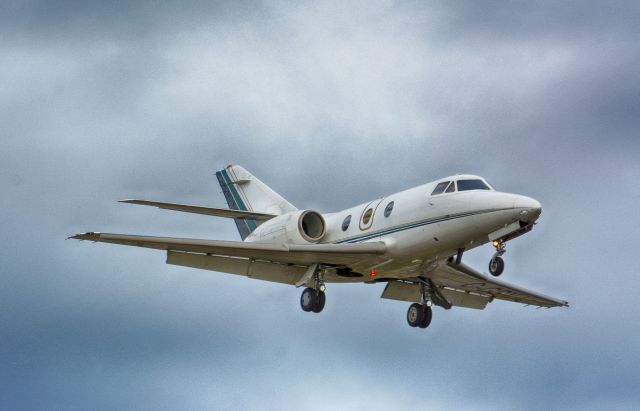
[312,291,326,313]
[418,305,433,328]
[300,287,319,312]
[489,256,505,277]
[407,303,425,327]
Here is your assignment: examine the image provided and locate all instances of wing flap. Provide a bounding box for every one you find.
[380,279,491,309]
[167,251,305,285]
[119,199,277,220]
[70,232,386,266]
[429,262,568,308]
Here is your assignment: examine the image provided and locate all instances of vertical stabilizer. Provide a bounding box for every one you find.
[215,165,297,240]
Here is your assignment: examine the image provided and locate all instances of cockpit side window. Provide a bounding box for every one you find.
[445,181,456,193]
[457,179,490,191]
[431,181,449,195]
[484,180,496,190]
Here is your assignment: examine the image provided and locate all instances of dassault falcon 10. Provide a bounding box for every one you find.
[72,165,568,329]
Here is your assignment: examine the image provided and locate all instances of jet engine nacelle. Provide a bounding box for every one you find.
[245,210,327,244]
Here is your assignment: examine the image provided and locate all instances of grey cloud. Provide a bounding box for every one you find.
[1,0,267,42]
[428,1,640,40]
[1,1,639,410]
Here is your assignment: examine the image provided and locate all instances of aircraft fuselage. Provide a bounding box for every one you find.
[247,174,541,281]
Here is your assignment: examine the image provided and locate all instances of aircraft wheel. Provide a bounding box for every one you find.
[407,303,425,327]
[418,305,433,328]
[489,256,505,277]
[300,287,319,312]
[312,291,326,313]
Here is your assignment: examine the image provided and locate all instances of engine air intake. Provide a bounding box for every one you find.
[298,210,326,243]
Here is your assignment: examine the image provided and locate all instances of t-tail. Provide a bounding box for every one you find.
[215,165,297,240]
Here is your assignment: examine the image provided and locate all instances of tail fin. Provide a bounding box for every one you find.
[215,165,297,240]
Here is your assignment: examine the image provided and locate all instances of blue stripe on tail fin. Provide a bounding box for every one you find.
[216,164,297,239]
[215,170,256,240]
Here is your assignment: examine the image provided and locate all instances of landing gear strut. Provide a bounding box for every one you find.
[489,239,506,276]
[407,279,435,329]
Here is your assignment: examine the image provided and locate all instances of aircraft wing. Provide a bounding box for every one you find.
[70,232,386,266]
[428,261,568,308]
[119,199,277,220]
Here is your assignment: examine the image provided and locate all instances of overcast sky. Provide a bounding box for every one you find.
[1,1,639,410]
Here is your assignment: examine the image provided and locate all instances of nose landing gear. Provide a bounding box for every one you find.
[489,239,506,277]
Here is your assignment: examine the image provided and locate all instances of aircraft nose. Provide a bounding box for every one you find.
[513,195,542,222]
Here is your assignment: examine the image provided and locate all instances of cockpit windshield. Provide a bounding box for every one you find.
[444,181,456,193]
[457,179,490,191]
[431,178,493,196]
[431,181,450,195]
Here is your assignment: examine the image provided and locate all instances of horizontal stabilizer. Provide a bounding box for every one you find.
[119,199,277,220]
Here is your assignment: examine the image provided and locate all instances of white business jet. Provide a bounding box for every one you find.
[72,165,568,329]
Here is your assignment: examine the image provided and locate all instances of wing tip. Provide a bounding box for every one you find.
[546,300,569,308]
[69,232,102,241]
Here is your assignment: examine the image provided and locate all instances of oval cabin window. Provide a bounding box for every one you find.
[362,208,373,225]
[384,201,394,217]
[341,215,352,231]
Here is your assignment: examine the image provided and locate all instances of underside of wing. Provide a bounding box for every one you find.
[119,199,277,220]
[70,232,386,266]
[381,261,568,309]
[429,262,568,308]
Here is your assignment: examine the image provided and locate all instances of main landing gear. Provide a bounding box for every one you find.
[300,286,326,313]
[407,303,432,328]
[299,265,326,313]
[489,239,506,277]
[407,279,436,329]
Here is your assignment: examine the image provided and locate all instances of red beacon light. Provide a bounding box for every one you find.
[369,269,377,278]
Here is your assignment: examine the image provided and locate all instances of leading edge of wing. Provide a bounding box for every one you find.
[69,232,387,265]
[439,261,569,308]
[119,199,277,220]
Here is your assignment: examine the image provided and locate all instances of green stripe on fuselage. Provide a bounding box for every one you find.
[334,208,510,244]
